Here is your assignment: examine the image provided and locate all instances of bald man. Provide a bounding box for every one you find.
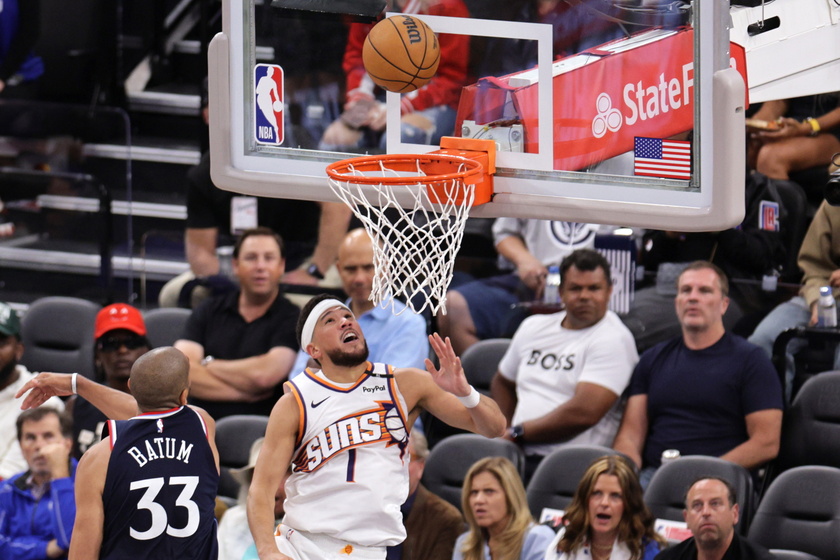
[291,228,429,376]
[17,348,220,559]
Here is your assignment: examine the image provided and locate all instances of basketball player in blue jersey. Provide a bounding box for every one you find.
[67,347,220,559]
[248,294,507,560]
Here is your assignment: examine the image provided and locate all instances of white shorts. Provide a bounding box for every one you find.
[274,525,386,560]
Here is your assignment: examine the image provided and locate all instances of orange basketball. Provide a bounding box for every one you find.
[362,15,440,93]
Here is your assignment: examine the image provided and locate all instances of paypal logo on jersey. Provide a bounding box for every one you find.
[362,385,386,393]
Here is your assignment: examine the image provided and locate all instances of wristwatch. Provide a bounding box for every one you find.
[306,263,325,280]
[508,425,525,444]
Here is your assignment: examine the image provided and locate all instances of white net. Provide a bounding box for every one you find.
[328,157,476,316]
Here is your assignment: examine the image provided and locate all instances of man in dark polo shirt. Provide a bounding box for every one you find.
[175,227,299,418]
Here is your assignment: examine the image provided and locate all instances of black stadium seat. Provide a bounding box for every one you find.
[143,307,192,348]
[214,415,270,501]
[20,296,99,380]
[748,466,840,560]
[421,433,524,512]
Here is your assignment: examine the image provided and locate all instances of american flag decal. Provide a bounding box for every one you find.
[634,137,691,180]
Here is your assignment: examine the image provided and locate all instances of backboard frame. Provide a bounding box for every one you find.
[208,0,746,231]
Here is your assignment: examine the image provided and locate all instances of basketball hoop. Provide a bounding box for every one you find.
[326,137,495,316]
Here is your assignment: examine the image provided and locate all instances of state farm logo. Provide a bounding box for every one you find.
[592,93,622,138]
[590,63,695,139]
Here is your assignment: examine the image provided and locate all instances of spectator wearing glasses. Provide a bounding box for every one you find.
[66,304,150,457]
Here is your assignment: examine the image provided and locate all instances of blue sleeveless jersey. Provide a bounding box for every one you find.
[100,406,219,559]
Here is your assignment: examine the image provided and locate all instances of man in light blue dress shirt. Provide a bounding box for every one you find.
[290,229,429,377]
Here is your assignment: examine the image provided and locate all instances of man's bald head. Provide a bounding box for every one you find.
[337,229,377,308]
[338,229,373,258]
[129,347,190,412]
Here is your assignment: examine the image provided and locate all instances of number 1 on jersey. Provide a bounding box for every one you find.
[346,449,356,482]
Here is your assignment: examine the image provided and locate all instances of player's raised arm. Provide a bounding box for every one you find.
[16,372,139,419]
[407,333,506,438]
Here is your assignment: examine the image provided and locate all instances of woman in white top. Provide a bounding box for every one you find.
[545,456,665,560]
[453,456,554,560]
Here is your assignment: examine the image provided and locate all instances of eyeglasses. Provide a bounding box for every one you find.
[97,335,147,353]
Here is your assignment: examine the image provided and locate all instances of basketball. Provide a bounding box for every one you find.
[273,100,283,112]
[362,15,440,93]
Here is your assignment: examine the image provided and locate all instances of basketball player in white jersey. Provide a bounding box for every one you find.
[248,294,506,560]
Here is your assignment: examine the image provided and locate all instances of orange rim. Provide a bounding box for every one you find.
[325,153,485,187]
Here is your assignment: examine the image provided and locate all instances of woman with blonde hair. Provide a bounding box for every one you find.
[453,456,554,560]
[545,455,665,560]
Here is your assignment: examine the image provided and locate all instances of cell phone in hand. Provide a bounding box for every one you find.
[745,118,780,131]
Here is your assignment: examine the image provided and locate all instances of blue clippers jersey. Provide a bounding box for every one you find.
[100,406,219,560]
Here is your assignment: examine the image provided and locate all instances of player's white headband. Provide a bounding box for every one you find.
[300,299,351,352]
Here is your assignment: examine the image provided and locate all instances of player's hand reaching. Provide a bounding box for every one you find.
[425,333,471,398]
[15,372,74,409]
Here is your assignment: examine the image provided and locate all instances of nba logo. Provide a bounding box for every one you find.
[254,64,284,145]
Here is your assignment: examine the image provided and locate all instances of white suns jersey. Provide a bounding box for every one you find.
[282,363,411,547]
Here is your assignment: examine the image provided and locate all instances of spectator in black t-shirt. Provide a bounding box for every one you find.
[174,227,300,419]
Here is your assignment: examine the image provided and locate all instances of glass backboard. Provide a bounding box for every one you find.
[208,0,751,231]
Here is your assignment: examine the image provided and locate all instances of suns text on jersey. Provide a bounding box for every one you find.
[127,437,195,467]
[293,402,404,474]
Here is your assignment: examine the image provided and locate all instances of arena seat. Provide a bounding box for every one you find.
[769,550,822,560]
[214,415,269,501]
[770,370,840,480]
[748,466,840,560]
[143,307,191,348]
[421,433,524,512]
[20,296,99,380]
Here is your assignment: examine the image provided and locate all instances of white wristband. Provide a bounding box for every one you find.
[71,372,78,395]
[457,386,481,409]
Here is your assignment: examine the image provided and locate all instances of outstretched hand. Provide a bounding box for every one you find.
[15,372,74,410]
[425,333,471,398]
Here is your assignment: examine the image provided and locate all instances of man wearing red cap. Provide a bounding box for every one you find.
[67,304,150,457]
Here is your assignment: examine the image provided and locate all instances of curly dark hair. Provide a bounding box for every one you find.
[557,455,666,559]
